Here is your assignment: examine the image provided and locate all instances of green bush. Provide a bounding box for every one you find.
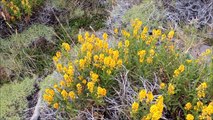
[122,0,164,28]
[0,78,35,119]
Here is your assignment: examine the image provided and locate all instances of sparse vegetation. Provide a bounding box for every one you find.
[0,24,54,82]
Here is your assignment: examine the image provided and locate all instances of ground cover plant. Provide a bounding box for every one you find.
[43,19,213,119]
[0,78,35,119]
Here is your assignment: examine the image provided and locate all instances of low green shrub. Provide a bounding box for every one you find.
[122,0,164,28]
[0,78,35,119]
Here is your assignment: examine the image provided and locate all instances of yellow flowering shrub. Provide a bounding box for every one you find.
[0,0,43,22]
[43,18,213,119]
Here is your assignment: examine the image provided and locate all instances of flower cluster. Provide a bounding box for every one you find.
[196,82,207,98]
[0,0,37,22]
[167,83,175,95]
[43,18,212,119]
[1,1,21,20]
[43,88,54,104]
[143,96,164,120]
[132,89,164,120]
[184,82,213,120]
[44,30,128,111]
[173,64,185,77]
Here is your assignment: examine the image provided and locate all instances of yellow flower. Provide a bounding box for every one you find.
[203,49,211,56]
[138,50,146,57]
[146,91,154,103]
[106,69,112,75]
[69,91,76,100]
[76,83,82,95]
[45,88,55,96]
[184,102,192,110]
[197,90,205,98]
[132,102,139,113]
[56,51,61,58]
[186,114,194,120]
[139,58,144,63]
[109,59,116,68]
[149,49,155,56]
[43,94,53,102]
[64,74,72,83]
[54,84,61,92]
[201,82,207,89]
[53,56,58,63]
[197,82,207,98]
[118,41,123,48]
[160,83,166,89]
[196,101,203,108]
[67,66,74,76]
[168,83,175,95]
[153,29,161,38]
[168,30,174,39]
[93,55,99,62]
[178,64,185,72]
[156,96,164,110]
[141,33,147,40]
[186,59,192,63]
[62,42,70,52]
[107,48,114,55]
[97,86,107,97]
[112,50,119,60]
[150,104,162,120]
[99,53,105,62]
[56,63,63,72]
[173,69,180,77]
[79,59,86,70]
[202,103,213,116]
[61,90,68,99]
[82,79,87,84]
[104,56,110,66]
[78,76,83,80]
[90,71,99,83]
[206,103,213,115]
[60,80,65,87]
[85,31,90,39]
[138,89,146,101]
[142,26,148,34]
[161,34,166,40]
[87,43,94,51]
[125,40,130,47]
[78,34,84,43]
[87,82,95,93]
[53,103,59,109]
[117,59,123,67]
[103,32,108,41]
[150,104,158,113]
[114,28,118,34]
